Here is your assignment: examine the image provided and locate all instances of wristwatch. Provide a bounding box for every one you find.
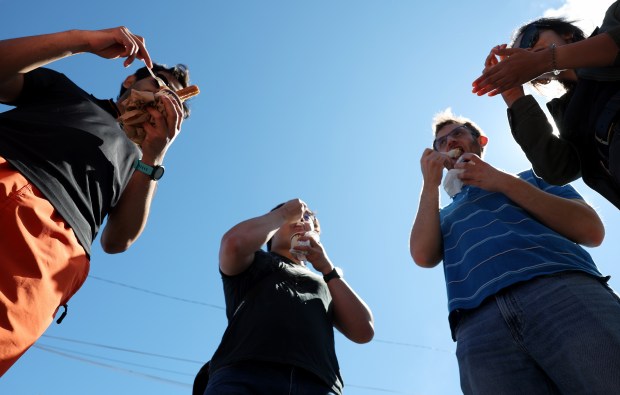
[133,159,165,181]
[323,267,343,283]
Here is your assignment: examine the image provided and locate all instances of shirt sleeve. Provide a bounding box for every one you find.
[507,95,582,185]
[520,169,584,201]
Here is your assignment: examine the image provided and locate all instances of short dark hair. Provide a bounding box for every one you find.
[512,18,586,48]
[265,203,320,251]
[118,63,192,118]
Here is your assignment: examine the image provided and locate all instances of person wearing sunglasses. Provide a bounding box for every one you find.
[410,109,620,394]
[202,198,374,395]
[471,2,620,212]
[0,28,193,376]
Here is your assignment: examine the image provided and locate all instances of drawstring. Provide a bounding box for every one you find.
[56,304,68,324]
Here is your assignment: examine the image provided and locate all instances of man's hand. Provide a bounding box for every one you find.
[277,198,309,224]
[139,94,184,164]
[292,234,333,274]
[420,148,451,188]
[81,27,152,68]
[455,153,510,192]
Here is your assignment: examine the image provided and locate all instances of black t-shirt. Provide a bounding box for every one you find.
[0,68,140,255]
[209,250,343,394]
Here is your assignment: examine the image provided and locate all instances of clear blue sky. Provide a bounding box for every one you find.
[1,1,617,394]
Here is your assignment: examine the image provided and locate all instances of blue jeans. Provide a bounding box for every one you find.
[455,272,620,395]
[204,361,339,395]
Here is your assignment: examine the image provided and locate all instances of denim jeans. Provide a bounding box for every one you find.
[455,272,620,395]
[204,361,339,395]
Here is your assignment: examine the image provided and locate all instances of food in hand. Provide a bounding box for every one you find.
[448,148,463,158]
[290,231,320,262]
[174,85,200,102]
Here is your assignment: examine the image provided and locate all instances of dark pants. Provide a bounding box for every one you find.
[204,361,338,395]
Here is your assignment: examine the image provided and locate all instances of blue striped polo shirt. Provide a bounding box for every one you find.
[439,170,602,313]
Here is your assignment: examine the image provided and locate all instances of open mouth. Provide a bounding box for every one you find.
[447,147,464,158]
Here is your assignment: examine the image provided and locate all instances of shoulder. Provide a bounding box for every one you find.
[16,67,87,105]
[519,169,583,199]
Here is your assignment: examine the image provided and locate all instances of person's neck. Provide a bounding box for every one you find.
[271,248,303,265]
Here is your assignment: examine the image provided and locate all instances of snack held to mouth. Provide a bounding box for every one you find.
[119,85,200,145]
[290,231,320,262]
[174,85,200,102]
[447,148,463,158]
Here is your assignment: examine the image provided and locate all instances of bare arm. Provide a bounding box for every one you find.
[456,153,605,247]
[294,236,374,343]
[100,95,183,253]
[410,149,449,268]
[0,28,152,102]
[328,277,374,344]
[218,199,307,276]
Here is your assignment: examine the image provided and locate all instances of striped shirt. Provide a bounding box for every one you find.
[440,170,602,313]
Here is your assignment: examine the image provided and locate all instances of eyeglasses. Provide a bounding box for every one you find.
[433,126,475,151]
[154,73,171,88]
[302,211,315,222]
[518,23,553,49]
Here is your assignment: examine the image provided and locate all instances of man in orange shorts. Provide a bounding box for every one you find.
[0,27,193,376]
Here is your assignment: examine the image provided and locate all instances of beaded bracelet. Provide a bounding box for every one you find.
[550,43,561,75]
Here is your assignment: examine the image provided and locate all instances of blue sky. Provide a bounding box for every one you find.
[1,1,617,394]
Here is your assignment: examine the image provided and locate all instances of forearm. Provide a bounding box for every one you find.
[100,172,158,253]
[498,175,604,246]
[556,32,619,70]
[410,185,443,267]
[0,30,87,82]
[330,279,374,344]
[219,210,287,275]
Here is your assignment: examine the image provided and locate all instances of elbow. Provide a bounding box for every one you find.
[220,230,247,259]
[581,224,605,248]
[100,238,133,254]
[410,248,441,269]
[351,323,375,344]
[533,165,578,186]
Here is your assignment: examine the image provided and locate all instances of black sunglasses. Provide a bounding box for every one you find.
[518,23,553,49]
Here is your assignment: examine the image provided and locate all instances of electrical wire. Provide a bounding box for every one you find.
[89,275,454,354]
[33,344,192,388]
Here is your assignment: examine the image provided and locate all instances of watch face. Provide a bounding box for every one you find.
[152,166,165,180]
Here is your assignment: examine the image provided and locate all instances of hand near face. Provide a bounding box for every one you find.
[420,148,452,188]
[454,153,509,192]
[292,234,332,273]
[81,27,152,68]
[139,94,184,162]
[278,199,309,224]
[472,44,545,96]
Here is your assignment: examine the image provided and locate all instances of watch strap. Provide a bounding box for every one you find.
[323,267,341,283]
[133,159,164,180]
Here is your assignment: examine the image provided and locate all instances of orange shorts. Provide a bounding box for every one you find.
[0,157,89,377]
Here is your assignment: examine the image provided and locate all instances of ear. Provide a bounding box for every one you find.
[562,32,575,43]
[122,74,137,89]
[478,135,488,147]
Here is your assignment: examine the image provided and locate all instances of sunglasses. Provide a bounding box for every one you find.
[518,23,553,49]
[433,126,475,151]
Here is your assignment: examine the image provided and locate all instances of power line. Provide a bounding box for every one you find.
[33,344,191,388]
[89,275,224,310]
[89,275,454,354]
[35,342,194,376]
[38,335,426,394]
[373,339,453,354]
[41,334,203,364]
